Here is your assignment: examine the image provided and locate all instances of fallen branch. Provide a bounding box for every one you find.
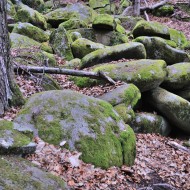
[13,65,116,85]
[167,141,190,154]
[144,10,150,21]
[141,0,168,11]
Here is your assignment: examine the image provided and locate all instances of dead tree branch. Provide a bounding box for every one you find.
[140,0,168,11]
[167,141,190,154]
[13,65,116,85]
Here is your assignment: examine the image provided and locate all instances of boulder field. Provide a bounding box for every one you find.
[2,1,190,186]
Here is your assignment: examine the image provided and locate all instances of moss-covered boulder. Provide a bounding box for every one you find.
[89,0,113,14]
[114,103,135,124]
[146,87,190,134]
[129,112,172,136]
[134,36,190,65]
[92,14,115,30]
[49,27,73,61]
[71,38,105,59]
[63,58,82,69]
[0,120,36,154]
[21,0,44,10]
[98,84,141,107]
[14,90,136,168]
[132,20,170,39]
[162,62,190,90]
[59,18,88,30]
[80,42,146,68]
[97,84,141,124]
[0,156,68,190]
[68,28,128,46]
[118,16,144,31]
[74,59,166,92]
[7,0,16,17]
[169,28,188,49]
[153,5,174,17]
[45,3,97,27]
[10,33,53,55]
[14,4,47,30]
[12,22,49,43]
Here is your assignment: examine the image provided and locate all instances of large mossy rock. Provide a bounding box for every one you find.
[132,20,170,39]
[0,120,36,155]
[169,28,188,49]
[14,90,136,168]
[14,4,47,30]
[134,36,190,65]
[73,59,167,92]
[153,5,174,17]
[89,0,113,14]
[12,22,49,43]
[59,18,88,30]
[21,0,44,10]
[7,0,16,17]
[130,112,171,136]
[162,62,190,90]
[92,14,115,30]
[80,42,146,68]
[98,84,141,124]
[71,38,105,59]
[146,87,190,134]
[0,156,68,190]
[49,27,73,61]
[45,3,97,27]
[10,33,52,53]
[98,84,141,107]
[68,28,128,46]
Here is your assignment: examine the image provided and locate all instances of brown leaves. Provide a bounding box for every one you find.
[26,134,190,190]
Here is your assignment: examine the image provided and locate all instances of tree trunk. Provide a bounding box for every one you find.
[0,0,24,115]
[133,0,140,16]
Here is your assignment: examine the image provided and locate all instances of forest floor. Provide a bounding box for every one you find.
[1,0,190,189]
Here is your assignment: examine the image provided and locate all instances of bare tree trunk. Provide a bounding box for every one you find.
[0,0,24,115]
[133,0,141,16]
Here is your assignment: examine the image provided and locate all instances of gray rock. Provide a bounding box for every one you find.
[146,87,190,134]
[162,62,190,90]
[130,112,172,136]
[133,36,190,65]
[14,3,47,30]
[14,90,136,169]
[49,27,73,60]
[98,84,141,107]
[91,59,167,92]
[12,22,49,43]
[45,3,97,27]
[71,38,105,59]
[68,28,128,46]
[81,42,146,68]
[0,155,69,190]
[132,20,170,39]
[0,120,36,155]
